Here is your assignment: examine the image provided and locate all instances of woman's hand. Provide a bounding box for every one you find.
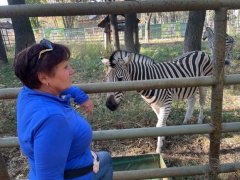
[80,99,94,116]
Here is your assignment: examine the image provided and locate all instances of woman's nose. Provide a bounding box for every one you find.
[69,66,75,75]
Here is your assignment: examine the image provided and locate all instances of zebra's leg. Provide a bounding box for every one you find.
[197,87,207,124]
[152,103,172,153]
[183,95,196,124]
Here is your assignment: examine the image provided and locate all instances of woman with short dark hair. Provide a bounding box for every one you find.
[14,39,113,180]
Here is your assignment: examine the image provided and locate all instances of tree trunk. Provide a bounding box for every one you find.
[30,17,40,29]
[8,0,36,54]
[124,13,136,52]
[56,0,76,28]
[0,30,8,63]
[0,151,10,180]
[183,11,206,53]
[62,16,75,28]
[110,14,120,51]
[133,14,140,53]
[145,13,152,43]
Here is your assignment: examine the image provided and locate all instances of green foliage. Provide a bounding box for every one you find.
[30,17,40,28]
[140,42,183,62]
[0,62,17,88]
[69,42,109,83]
[25,0,45,4]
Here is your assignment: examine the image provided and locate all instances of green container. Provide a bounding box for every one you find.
[112,153,170,180]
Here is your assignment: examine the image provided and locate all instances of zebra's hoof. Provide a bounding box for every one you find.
[182,120,189,124]
[156,148,161,153]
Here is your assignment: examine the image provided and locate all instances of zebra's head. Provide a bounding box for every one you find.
[203,27,213,40]
[101,50,134,111]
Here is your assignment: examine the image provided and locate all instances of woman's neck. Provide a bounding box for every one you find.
[35,84,59,96]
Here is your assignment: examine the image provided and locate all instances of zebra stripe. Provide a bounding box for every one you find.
[102,50,212,152]
[130,51,211,101]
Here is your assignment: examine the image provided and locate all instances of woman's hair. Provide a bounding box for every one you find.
[14,40,71,89]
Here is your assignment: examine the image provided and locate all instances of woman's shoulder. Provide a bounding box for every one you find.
[17,87,70,120]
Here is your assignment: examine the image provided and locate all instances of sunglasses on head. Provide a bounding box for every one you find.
[38,39,53,60]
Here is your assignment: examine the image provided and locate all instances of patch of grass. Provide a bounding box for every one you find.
[83,92,157,131]
[0,100,17,136]
[69,43,111,83]
[141,42,184,62]
[0,61,21,88]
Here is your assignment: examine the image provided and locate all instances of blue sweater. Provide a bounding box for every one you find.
[16,86,94,180]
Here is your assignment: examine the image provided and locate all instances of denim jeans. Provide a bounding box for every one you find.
[94,151,113,180]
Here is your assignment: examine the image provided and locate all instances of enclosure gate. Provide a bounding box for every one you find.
[0,1,240,180]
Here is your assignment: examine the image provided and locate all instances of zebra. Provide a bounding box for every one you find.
[202,26,235,64]
[101,50,213,153]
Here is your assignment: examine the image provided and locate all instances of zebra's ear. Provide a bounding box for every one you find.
[122,53,134,65]
[128,53,134,63]
[101,58,110,66]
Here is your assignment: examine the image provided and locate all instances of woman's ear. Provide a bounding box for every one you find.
[37,72,48,85]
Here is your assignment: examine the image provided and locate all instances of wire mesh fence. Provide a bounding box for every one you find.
[2,20,240,50]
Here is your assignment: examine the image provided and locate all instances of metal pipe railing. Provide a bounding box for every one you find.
[12,162,240,180]
[1,122,239,148]
[0,1,240,18]
[113,162,240,179]
[1,74,240,99]
[0,1,239,179]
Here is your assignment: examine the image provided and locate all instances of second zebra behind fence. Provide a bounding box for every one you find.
[203,26,235,64]
[101,50,213,153]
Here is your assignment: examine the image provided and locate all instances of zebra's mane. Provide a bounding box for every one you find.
[206,27,214,36]
[109,50,155,67]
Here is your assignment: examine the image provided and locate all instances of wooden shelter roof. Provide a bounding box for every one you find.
[0,21,13,29]
[97,15,110,28]
[97,15,139,29]
[97,15,139,32]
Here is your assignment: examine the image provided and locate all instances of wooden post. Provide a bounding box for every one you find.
[104,23,111,50]
[209,8,227,179]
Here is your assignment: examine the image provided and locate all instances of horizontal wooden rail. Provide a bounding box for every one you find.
[0,0,240,18]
